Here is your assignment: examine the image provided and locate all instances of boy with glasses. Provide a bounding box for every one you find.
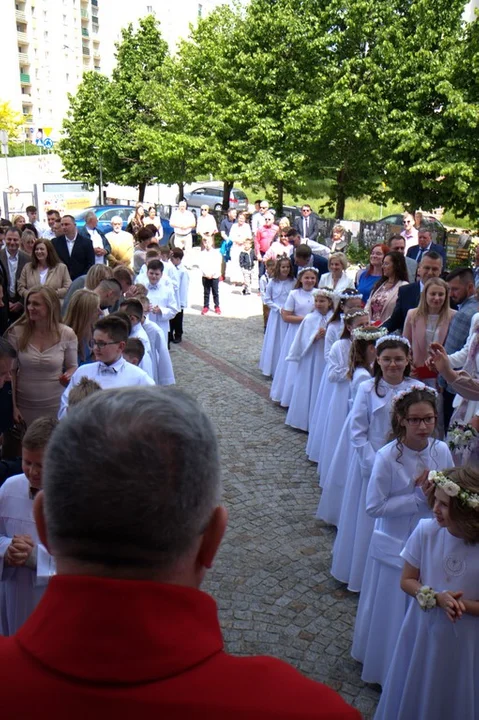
[58,315,154,417]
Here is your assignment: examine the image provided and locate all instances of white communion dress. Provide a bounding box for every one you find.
[259,278,295,377]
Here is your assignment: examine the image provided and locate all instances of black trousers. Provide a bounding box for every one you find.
[169,310,184,340]
[202,278,220,308]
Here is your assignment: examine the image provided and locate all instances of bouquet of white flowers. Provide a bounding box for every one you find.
[446,421,478,453]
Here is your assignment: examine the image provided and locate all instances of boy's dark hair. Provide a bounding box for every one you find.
[146,242,159,250]
[113,265,133,287]
[294,244,312,260]
[137,227,154,243]
[124,337,145,364]
[171,248,184,260]
[94,315,129,343]
[26,205,37,214]
[119,298,144,321]
[69,378,102,408]
[46,209,60,219]
[113,311,132,335]
[23,417,58,451]
[147,259,164,272]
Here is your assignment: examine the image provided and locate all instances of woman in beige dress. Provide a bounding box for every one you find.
[6,285,78,425]
[18,239,72,300]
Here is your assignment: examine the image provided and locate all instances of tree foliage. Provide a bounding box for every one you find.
[0,101,23,140]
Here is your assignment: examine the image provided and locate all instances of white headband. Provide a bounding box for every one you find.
[375,334,411,350]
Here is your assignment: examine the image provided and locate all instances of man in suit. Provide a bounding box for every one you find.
[0,387,359,719]
[293,205,322,244]
[53,215,95,280]
[80,211,111,266]
[292,243,328,279]
[0,228,30,324]
[406,227,446,268]
[382,250,443,332]
[388,234,417,283]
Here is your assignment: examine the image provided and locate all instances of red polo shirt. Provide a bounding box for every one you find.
[0,575,359,719]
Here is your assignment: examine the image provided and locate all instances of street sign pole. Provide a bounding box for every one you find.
[0,132,10,187]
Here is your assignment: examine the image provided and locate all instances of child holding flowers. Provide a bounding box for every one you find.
[376,465,479,720]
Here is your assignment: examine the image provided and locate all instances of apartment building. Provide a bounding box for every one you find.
[0,0,101,142]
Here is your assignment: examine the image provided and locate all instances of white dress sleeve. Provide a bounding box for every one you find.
[400,520,425,568]
[283,291,296,313]
[350,383,376,478]
[327,341,350,383]
[366,449,423,518]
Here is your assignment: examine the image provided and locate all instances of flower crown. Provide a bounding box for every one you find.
[313,288,335,299]
[392,384,438,407]
[342,309,369,321]
[339,290,363,301]
[375,334,411,351]
[428,471,479,510]
[352,326,387,342]
[298,266,319,276]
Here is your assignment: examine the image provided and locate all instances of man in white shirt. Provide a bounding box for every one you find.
[0,228,30,322]
[81,212,111,265]
[170,201,196,255]
[400,212,418,251]
[26,205,47,237]
[251,200,269,234]
[106,216,134,269]
[43,210,61,240]
[59,315,154,417]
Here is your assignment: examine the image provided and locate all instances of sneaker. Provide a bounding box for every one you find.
[201,307,209,315]
[214,307,222,315]
[242,287,246,295]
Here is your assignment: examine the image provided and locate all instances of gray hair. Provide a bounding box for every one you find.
[43,387,221,572]
[110,215,123,224]
[85,211,97,223]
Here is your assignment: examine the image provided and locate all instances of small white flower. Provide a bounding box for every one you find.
[442,480,460,497]
[468,495,479,510]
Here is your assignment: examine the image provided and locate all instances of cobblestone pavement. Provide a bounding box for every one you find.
[169,265,380,718]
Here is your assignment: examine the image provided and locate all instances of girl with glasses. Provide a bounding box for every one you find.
[331,336,422,593]
[351,386,452,687]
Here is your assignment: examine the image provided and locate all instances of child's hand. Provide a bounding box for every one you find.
[315,328,326,340]
[437,590,465,622]
[415,470,435,502]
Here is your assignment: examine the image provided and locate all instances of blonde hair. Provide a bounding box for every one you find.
[63,289,100,360]
[413,277,453,326]
[328,252,348,271]
[7,285,62,352]
[84,264,113,290]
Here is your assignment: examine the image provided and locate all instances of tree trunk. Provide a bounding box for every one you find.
[222,180,234,212]
[177,182,185,202]
[138,182,146,202]
[276,180,284,217]
[335,166,347,220]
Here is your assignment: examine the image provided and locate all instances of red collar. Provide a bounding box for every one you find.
[16,575,223,683]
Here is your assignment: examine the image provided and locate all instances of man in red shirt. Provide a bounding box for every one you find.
[254,212,279,281]
[0,387,359,720]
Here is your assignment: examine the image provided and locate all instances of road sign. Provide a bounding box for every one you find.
[43,138,54,149]
[35,138,44,146]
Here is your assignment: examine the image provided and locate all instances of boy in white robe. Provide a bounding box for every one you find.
[146,260,179,343]
[0,417,57,636]
[138,295,175,386]
[119,298,155,381]
[169,247,190,344]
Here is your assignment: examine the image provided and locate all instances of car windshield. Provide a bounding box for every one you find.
[72,208,93,221]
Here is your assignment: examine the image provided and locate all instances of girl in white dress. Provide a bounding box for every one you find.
[376,466,479,720]
[306,289,363,461]
[352,386,453,686]
[285,289,335,432]
[270,268,318,404]
[316,325,386,526]
[316,310,370,485]
[259,258,295,377]
[331,335,423,592]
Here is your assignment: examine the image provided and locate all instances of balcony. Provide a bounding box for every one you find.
[81,27,89,37]
[17,31,28,43]
[21,94,32,103]
[93,49,100,59]
[91,0,99,6]
[82,45,90,55]
[81,8,89,18]
[15,10,27,22]
[18,52,29,64]
[20,72,30,84]
[92,15,99,25]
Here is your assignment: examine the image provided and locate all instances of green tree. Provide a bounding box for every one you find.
[0,101,23,139]
[58,72,111,187]
[106,15,170,200]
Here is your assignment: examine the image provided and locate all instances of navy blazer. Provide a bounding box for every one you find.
[293,215,321,243]
[382,282,421,333]
[52,234,95,281]
[293,253,328,280]
[406,243,446,268]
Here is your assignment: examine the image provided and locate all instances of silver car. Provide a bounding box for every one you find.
[180,184,248,212]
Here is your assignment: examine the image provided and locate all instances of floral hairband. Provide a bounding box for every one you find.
[352,327,387,341]
[429,471,479,510]
[375,334,411,350]
[392,384,438,407]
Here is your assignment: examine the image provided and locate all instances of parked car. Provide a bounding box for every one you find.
[180,184,248,212]
[72,205,174,246]
[381,213,447,245]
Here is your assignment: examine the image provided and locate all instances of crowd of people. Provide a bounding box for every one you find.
[257,209,479,717]
[1,199,479,716]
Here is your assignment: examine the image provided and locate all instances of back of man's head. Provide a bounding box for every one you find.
[42,388,221,576]
[295,243,312,260]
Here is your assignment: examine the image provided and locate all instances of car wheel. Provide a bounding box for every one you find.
[214,203,222,211]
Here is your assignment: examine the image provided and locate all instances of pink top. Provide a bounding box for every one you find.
[254,225,279,257]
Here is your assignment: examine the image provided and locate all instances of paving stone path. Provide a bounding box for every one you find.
[169,268,380,718]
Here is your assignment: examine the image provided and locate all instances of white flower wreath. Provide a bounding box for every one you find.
[352,327,388,342]
[429,471,479,510]
[392,385,438,407]
[375,334,411,351]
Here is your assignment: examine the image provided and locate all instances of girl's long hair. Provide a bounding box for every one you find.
[339,311,368,339]
[63,289,100,361]
[347,326,378,379]
[427,466,479,544]
[273,256,294,280]
[294,269,319,289]
[389,387,438,462]
[373,337,411,397]
[328,288,362,324]
[413,277,453,326]
[370,251,409,295]
[7,285,62,352]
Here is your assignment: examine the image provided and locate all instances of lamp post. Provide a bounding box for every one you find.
[93,145,103,204]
